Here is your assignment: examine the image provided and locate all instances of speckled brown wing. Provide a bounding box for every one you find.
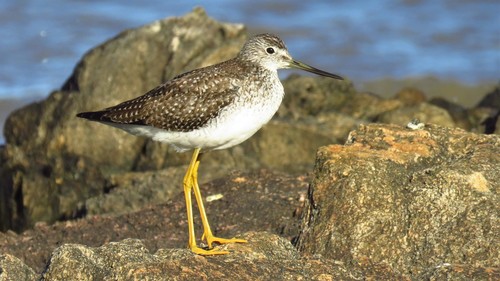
[77,64,241,132]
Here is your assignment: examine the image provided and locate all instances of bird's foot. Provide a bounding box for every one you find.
[190,245,230,256]
[209,236,248,247]
[202,233,247,249]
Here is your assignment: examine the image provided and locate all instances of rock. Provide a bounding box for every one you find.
[358,76,497,107]
[297,123,499,278]
[0,143,105,231]
[277,74,356,119]
[394,87,427,105]
[83,167,189,217]
[467,107,499,134]
[0,254,37,281]
[476,85,500,109]
[0,98,39,144]
[472,85,500,134]
[496,117,500,135]
[40,232,403,281]
[340,91,404,120]
[239,119,357,173]
[429,97,471,130]
[419,263,500,281]
[0,170,309,274]
[430,93,500,133]
[377,102,456,127]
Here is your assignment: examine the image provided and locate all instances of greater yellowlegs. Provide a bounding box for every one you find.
[77,33,344,255]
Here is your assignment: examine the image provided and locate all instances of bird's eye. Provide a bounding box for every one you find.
[266,47,275,54]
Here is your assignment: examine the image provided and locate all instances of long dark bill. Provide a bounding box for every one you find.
[289,60,344,80]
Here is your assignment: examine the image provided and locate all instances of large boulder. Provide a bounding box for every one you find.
[297,123,499,278]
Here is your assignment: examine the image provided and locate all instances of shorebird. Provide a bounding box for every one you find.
[77,33,343,255]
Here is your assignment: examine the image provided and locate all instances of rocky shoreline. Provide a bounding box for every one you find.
[1,8,498,280]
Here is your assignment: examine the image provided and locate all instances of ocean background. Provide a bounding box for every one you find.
[0,0,499,143]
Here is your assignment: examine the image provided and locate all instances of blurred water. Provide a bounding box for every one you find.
[0,0,498,101]
[0,1,498,146]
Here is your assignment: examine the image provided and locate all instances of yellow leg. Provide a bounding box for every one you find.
[183,150,198,253]
[191,156,247,249]
[183,148,246,256]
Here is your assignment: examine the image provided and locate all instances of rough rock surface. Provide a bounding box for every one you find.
[0,170,309,275]
[297,123,499,278]
[40,233,403,281]
[0,254,37,281]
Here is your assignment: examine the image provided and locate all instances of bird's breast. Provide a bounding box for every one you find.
[199,75,284,150]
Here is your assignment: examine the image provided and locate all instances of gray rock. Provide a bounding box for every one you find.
[42,239,154,281]
[476,85,500,109]
[496,117,500,135]
[467,107,499,134]
[377,102,456,127]
[429,97,471,130]
[358,76,496,107]
[277,74,356,119]
[472,86,500,134]
[0,254,37,281]
[393,87,427,106]
[41,232,402,280]
[0,170,310,274]
[297,123,499,279]
[83,167,189,217]
[340,91,404,120]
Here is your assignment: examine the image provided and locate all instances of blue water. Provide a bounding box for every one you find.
[0,0,498,101]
